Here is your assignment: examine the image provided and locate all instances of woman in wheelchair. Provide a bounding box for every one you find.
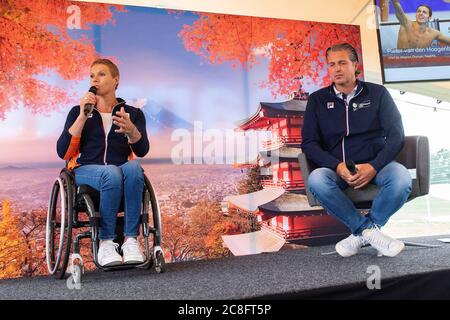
[56,59,149,267]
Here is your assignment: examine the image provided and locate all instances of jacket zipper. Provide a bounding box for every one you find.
[100,101,126,165]
[341,86,363,162]
[103,126,108,165]
[342,98,349,163]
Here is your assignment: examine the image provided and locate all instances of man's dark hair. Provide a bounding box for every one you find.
[417,4,432,18]
[325,43,359,63]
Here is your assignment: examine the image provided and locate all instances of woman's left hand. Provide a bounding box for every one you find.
[113,107,135,134]
[112,107,141,143]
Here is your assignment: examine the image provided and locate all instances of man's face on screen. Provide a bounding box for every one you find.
[326,50,357,87]
[416,6,431,24]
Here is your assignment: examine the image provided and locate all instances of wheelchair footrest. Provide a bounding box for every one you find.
[100,259,153,271]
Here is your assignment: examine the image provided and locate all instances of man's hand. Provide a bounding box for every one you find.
[336,162,354,183]
[380,0,389,22]
[391,0,409,26]
[336,162,377,189]
[350,163,377,189]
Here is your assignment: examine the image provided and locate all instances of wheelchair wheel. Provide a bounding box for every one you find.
[46,171,74,279]
[143,175,166,273]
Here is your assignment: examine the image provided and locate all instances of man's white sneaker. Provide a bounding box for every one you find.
[121,238,145,264]
[98,240,122,267]
[362,226,405,257]
[335,234,368,257]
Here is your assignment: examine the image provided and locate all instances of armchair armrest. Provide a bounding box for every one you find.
[299,136,430,207]
[395,135,430,198]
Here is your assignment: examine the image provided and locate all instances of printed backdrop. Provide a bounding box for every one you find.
[0,0,363,278]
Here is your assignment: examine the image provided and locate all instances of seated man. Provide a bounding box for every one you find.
[301,43,412,257]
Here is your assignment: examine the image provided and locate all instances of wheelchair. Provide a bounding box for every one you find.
[45,167,166,284]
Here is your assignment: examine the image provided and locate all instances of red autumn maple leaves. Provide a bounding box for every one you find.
[0,1,124,120]
[179,13,363,97]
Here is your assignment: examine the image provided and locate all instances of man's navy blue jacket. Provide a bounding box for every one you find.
[57,98,149,169]
[301,80,404,172]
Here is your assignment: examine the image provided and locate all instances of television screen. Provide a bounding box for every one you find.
[375,0,450,83]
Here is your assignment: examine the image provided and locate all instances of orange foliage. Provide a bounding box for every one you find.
[179,13,363,97]
[204,220,237,257]
[0,0,124,120]
[187,199,228,259]
[16,207,49,277]
[161,199,257,261]
[162,212,194,262]
[0,199,29,279]
[0,199,96,279]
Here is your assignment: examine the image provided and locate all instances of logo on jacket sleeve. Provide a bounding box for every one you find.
[327,102,334,109]
[352,100,371,111]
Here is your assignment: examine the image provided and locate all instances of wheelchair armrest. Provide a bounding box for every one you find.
[395,135,430,197]
[298,152,321,207]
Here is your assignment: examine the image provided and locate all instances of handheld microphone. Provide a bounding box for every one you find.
[346,160,357,175]
[83,86,97,116]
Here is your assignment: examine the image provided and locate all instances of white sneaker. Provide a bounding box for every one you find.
[98,240,122,267]
[362,226,405,257]
[335,234,368,257]
[121,238,145,264]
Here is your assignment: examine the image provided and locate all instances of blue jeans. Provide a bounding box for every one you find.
[74,160,145,240]
[308,161,412,235]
